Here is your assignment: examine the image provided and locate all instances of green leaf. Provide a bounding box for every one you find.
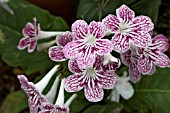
[70,98,90,113]
[0,90,28,113]
[77,0,160,23]
[0,0,69,75]
[123,67,170,113]
[131,0,161,24]
[82,102,123,113]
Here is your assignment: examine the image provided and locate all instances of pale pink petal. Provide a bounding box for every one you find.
[63,40,83,59]
[153,53,170,67]
[111,33,130,53]
[120,50,131,66]
[129,61,141,83]
[68,58,82,73]
[151,34,169,52]
[77,50,95,69]
[137,55,152,74]
[98,71,118,89]
[49,46,67,62]
[57,31,74,47]
[84,83,104,102]
[116,5,135,22]
[95,39,113,55]
[132,16,154,32]
[89,21,106,39]
[131,32,151,48]
[65,74,84,92]
[71,20,88,39]
[102,14,119,33]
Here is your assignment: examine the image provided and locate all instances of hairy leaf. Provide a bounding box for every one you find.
[0,0,68,75]
[123,67,170,113]
[0,90,28,113]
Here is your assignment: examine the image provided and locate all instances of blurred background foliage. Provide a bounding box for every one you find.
[0,0,170,113]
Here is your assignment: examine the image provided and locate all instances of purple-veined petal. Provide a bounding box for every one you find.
[137,47,144,55]
[18,75,48,113]
[49,46,67,62]
[147,64,156,75]
[103,59,121,71]
[28,98,39,113]
[132,16,154,32]
[111,33,130,53]
[84,83,104,102]
[22,18,40,38]
[151,34,169,52]
[116,5,135,22]
[98,71,118,89]
[93,55,104,70]
[68,58,82,73]
[65,74,84,92]
[71,20,88,39]
[120,50,131,66]
[39,102,69,113]
[95,39,113,55]
[137,55,152,74]
[22,23,36,37]
[131,32,151,48]
[89,21,106,39]
[77,49,95,69]
[17,37,37,53]
[40,102,54,111]
[102,14,119,33]
[63,40,83,59]
[129,61,141,83]
[28,39,37,53]
[18,38,30,49]
[57,31,74,47]
[153,53,170,67]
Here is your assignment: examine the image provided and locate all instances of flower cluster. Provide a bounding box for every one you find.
[17,4,170,112]
[18,65,77,113]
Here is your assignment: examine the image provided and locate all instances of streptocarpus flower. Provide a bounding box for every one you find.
[18,18,64,53]
[0,0,14,15]
[120,45,142,83]
[65,56,118,102]
[137,34,170,74]
[18,65,60,113]
[103,53,121,71]
[49,32,73,62]
[39,79,77,113]
[102,4,154,53]
[108,71,134,102]
[18,65,77,113]
[63,20,113,69]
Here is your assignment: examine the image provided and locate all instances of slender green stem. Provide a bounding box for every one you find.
[98,0,110,21]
